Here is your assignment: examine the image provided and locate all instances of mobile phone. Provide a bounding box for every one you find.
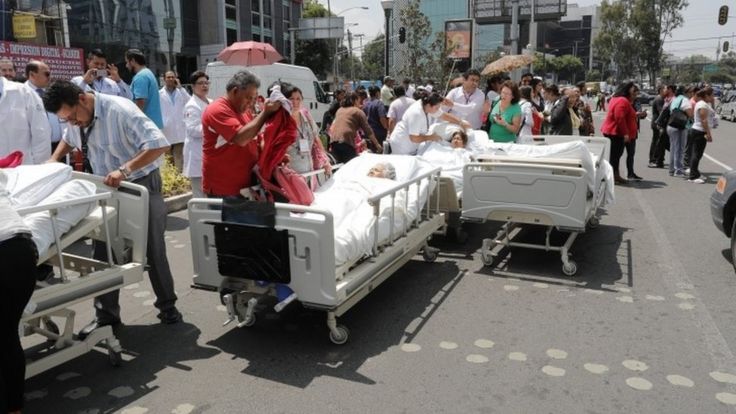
[96,69,108,78]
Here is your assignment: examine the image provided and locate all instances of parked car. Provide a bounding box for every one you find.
[636,91,655,106]
[710,170,736,271]
[718,90,736,121]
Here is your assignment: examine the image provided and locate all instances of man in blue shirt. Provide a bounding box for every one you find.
[43,80,182,336]
[125,49,163,128]
[364,86,389,152]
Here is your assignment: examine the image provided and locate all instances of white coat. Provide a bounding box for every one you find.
[0,77,51,164]
[182,94,211,178]
[159,86,191,145]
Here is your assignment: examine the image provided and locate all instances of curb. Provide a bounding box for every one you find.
[164,192,192,214]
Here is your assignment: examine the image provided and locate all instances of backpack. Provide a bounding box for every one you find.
[667,96,688,130]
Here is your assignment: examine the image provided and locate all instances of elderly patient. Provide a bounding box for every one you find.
[367,162,397,180]
[450,130,468,149]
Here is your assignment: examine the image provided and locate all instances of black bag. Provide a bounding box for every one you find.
[655,105,671,130]
[667,97,688,130]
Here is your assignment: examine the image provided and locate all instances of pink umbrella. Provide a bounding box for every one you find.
[217,41,284,66]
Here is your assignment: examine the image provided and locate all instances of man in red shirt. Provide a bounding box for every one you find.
[202,70,281,197]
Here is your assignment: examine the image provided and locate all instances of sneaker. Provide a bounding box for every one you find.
[673,172,686,178]
[627,174,643,181]
[684,168,691,175]
[648,162,658,168]
[688,177,706,184]
[157,308,183,324]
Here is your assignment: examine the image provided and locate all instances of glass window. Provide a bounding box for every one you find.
[264,16,272,29]
[225,7,236,21]
[314,81,329,104]
[225,0,236,5]
[252,12,260,26]
[264,36,272,45]
[282,5,290,21]
[263,0,272,15]
[226,28,237,46]
[251,0,259,12]
[253,33,261,41]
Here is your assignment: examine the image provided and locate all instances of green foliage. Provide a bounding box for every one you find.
[398,0,433,80]
[361,34,385,80]
[161,155,190,198]
[294,0,334,78]
[549,55,584,82]
[707,72,734,84]
[594,0,688,83]
[586,69,602,81]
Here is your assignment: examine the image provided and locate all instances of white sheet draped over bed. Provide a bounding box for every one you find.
[311,154,436,268]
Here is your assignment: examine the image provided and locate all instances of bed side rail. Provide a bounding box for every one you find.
[366,166,442,255]
[531,135,611,165]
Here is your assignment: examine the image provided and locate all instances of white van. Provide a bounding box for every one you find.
[206,61,331,126]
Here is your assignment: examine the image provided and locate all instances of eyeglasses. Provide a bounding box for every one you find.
[195,80,210,85]
[58,105,79,124]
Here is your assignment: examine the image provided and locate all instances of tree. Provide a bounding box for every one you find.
[630,0,688,84]
[361,34,385,81]
[594,0,637,81]
[549,55,584,83]
[398,0,432,80]
[294,0,334,78]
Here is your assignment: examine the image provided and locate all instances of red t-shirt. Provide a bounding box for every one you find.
[201,97,259,196]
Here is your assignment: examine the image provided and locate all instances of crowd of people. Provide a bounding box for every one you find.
[0,47,721,413]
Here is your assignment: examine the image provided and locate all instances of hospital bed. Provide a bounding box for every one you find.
[188,155,444,344]
[461,135,613,276]
[17,172,149,378]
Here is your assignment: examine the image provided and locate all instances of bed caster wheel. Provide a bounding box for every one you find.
[481,253,494,267]
[241,314,256,328]
[562,261,578,276]
[588,217,600,229]
[329,325,350,345]
[422,248,438,263]
[108,348,122,367]
[43,318,60,335]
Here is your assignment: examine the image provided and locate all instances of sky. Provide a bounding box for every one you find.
[316,0,732,61]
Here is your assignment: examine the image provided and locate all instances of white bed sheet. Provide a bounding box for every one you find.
[3,163,72,208]
[311,154,436,268]
[23,179,98,258]
[417,142,473,197]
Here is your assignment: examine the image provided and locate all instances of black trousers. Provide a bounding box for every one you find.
[625,139,637,176]
[688,129,708,180]
[330,142,357,164]
[604,134,626,177]
[0,235,38,412]
[648,127,667,166]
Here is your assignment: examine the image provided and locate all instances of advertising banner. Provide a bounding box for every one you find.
[445,20,472,60]
[0,41,84,80]
[12,14,36,39]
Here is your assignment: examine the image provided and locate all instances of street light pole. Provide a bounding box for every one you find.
[381,0,395,77]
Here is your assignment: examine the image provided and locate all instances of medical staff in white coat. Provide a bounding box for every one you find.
[160,71,191,172]
[388,93,469,155]
[183,71,211,198]
[0,76,51,164]
[24,60,65,154]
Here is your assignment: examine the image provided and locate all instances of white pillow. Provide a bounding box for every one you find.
[2,163,73,208]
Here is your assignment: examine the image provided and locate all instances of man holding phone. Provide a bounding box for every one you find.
[71,49,132,99]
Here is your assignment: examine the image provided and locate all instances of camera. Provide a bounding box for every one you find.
[95,69,108,78]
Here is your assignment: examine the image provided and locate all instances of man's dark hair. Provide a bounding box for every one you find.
[43,80,84,113]
[189,70,208,84]
[420,92,443,107]
[368,85,380,98]
[87,48,106,61]
[521,72,533,80]
[394,85,406,97]
[675,85,686,96]
[125,49,146,66]
[342,92,359,108]
[463,68,481,79]
[544,84,560,96]
[25,60,41,78]
[519,85,533,101]
[575,81,586,90]
[530,78,543,89]
[613,81,638,98]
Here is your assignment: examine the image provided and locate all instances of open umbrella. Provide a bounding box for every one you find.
[217,41,283,66]
[481,54,534,76]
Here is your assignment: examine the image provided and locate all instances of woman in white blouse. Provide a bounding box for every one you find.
[183,71,212,198]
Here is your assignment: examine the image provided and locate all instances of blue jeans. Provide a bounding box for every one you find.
[667,126,687,175]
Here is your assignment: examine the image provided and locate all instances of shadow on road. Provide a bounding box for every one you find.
[166,215,190,231]
[206,260,463,389]
[24,322,219,413]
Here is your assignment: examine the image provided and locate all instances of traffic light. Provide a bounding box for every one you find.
[719,5,729,26]
[399,27,406,43]
[725,41,730,53]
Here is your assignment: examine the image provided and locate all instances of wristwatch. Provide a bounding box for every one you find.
[118,165,131,179]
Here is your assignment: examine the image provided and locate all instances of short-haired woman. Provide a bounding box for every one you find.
[489,80,522,143]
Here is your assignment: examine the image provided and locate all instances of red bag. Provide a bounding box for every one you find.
[255,165,314,206]
[0,151,23,168]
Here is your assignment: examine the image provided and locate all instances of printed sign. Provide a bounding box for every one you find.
[0,41,85,80]
[445,20,472,60]
[12,14,36,39]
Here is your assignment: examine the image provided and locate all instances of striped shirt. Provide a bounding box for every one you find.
[63,93,170,180]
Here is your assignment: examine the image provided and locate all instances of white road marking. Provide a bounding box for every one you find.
[546,349,568,360]
[503,285,520,291]
[626,377,653,391]
[623,360,650,372]
[676,292,696,300]
[121,407,149,414]
[508,352,527,361]
[616,296,634,303]
[439,341,458,350]
[142,299,155,306]
[532,282,549,289]
[710,371,736,384]
[474,339,495,349]
[63,387,91,400]
[704,153,733,171]
[466,354,489,363]
[56,372,80,381]
[678,302,696,310]
[666,375,695,387]
[632,188,736,373]
[133,291,151,298]
[108,386,135,398]
[24,389,48,400]
[584,363,609,374]
[542,365,566,377]
[400,343,421,352]
[172,404,196,414]
[717,392,736,405]
[645,295,666,301]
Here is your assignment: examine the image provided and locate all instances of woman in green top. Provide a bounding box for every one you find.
[489,80,522,142]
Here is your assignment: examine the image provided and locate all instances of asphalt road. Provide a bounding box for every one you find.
[22,111,736,414]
